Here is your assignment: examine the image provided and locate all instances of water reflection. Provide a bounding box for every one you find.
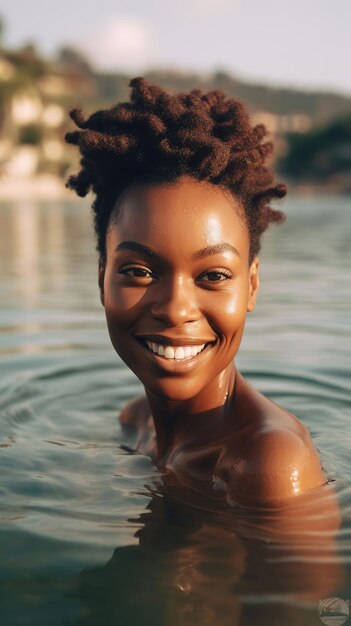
[1,200,95,307]
[13,201,41,304]
[0,201,101,356]
[74,476,344,626]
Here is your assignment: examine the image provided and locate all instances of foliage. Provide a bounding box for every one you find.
[18,124,42,145]
[279,117,351,182]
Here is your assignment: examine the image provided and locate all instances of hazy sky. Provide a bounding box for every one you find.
[1,0,350,95]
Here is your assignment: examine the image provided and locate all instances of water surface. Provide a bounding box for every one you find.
[0,196,350,625]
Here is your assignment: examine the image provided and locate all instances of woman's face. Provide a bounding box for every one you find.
[99,176,259,401]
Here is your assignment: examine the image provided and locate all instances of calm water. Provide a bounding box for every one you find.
[0,196,350,626]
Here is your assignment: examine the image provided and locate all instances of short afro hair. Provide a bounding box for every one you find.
[65,76,287,263]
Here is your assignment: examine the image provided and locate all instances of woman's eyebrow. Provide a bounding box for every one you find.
[115,240,240,259]
[115,241,158,257]
[193,243,241,259]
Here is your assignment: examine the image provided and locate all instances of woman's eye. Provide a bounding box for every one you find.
[118,266,153,279]
[199,270,232,283]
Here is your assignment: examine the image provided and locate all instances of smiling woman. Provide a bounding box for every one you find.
[65,77,327,506]
[100,179,255,402]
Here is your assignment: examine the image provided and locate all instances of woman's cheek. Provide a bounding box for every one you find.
[205,286,248,329]
[105,282,148,323]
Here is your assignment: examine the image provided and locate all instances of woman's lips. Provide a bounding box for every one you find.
[134,333,215,347]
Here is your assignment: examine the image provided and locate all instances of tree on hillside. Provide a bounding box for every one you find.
[279,117,351,185]
[57,46,93,74]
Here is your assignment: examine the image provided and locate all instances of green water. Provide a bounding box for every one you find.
[0,196,350,625]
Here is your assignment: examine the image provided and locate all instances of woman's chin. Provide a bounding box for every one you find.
[142,379,205,403]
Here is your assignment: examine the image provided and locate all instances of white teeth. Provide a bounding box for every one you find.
[164,346,175,359]
[144,341,206,360]
[174,347,185,359]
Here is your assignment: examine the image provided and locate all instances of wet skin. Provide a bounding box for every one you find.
[99,175,327,505]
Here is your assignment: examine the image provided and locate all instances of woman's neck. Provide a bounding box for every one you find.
[144,363,236,466]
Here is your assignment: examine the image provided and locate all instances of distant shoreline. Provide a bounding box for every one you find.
[0,174,78,201]
[0,174,349,201]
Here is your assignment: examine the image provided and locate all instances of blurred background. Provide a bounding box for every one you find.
[0,0,350,198]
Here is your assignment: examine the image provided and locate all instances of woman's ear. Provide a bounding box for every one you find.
[247,257,259,312]
[98,259,105,307]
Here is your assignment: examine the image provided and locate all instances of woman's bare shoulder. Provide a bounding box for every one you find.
[119,395,151,429]
[218,378,326,505]
[218,422,326,505]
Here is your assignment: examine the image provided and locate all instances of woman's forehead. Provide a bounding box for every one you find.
[106,179,250,262]
[111,177,247,236]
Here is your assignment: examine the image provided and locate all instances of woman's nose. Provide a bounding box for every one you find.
[149,276,201,326]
